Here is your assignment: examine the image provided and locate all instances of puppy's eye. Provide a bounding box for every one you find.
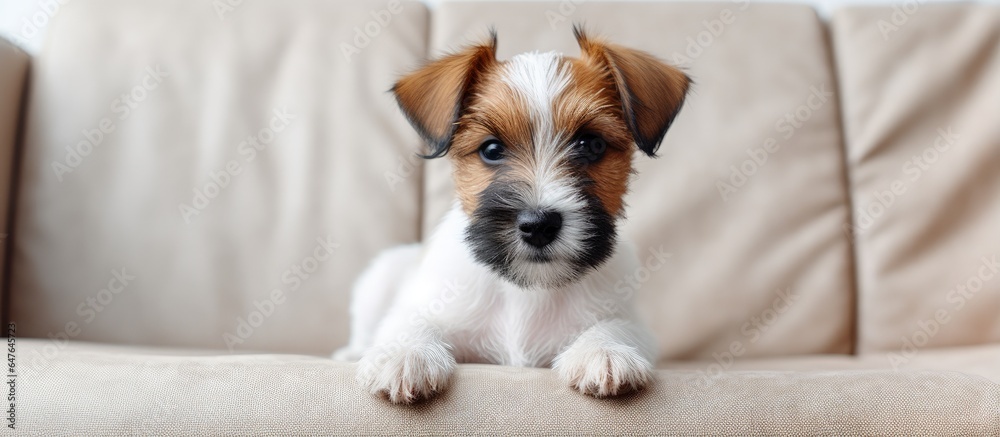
[479,138,506,164]
[573,133,607,164]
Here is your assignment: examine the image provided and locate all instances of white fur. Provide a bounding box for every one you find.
[332,244,422,362]
[501,51,571,129]
[501,52,592,286]
[335,205,656,403]
[335,52,656,404]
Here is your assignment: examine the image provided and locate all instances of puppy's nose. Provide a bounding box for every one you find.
[517,210,563,248]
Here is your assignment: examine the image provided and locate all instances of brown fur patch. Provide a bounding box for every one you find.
[407,30,688,220]
[449,65,536,215]
[557,59,634,217]
[447,54,638,218]
[575,28,691,156]
[392,36,498,157]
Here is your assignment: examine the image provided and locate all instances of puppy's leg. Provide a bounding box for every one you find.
[553,319,655,397]
[356,324,456,404]
[332,244,421,362]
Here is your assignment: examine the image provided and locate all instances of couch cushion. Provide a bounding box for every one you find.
[15,339,1000,435]
[0,39,29,321]
[9,0,428,354]
[668,343,1000,384]
[426,2,854,360]
[831,5,1000,353]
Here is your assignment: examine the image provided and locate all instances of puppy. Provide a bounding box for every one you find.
[334,27,690,404]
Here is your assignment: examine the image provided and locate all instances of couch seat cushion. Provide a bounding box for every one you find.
[15,339,1000,435]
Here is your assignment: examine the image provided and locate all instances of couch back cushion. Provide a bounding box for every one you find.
[10,0,428,354]
[0,40,30,323]
[832,5,1000,355]
[426,2,855,360]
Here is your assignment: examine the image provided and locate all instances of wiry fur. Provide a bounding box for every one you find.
[335,28,689,404]
[339,209,654,402]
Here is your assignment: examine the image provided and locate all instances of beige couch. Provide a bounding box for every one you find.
[1,0,998,434]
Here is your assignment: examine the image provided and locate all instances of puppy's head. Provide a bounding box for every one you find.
[393,28,690,288]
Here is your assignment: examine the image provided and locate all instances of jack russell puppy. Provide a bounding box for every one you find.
[334,27,690,404]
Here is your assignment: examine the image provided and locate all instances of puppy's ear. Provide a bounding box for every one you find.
[392,32,498,158]
[574,27,690,156]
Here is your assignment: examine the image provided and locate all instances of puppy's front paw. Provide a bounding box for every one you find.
[554,342,652,398]
[356,342,456,404]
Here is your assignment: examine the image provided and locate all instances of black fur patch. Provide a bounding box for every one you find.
[571,192,617,275]
[465,178,617,288]
[465,181,523,284]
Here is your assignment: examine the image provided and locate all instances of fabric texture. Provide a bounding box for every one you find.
[425,2,854,361]
[5,2,1000,433]
[0,38,29,319]
[15,339,1000,436]
[831,5,1000,353]
[8,0,428,354]
[667,342,1000,384]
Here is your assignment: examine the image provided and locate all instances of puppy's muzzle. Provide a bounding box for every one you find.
[517,210,563,248]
